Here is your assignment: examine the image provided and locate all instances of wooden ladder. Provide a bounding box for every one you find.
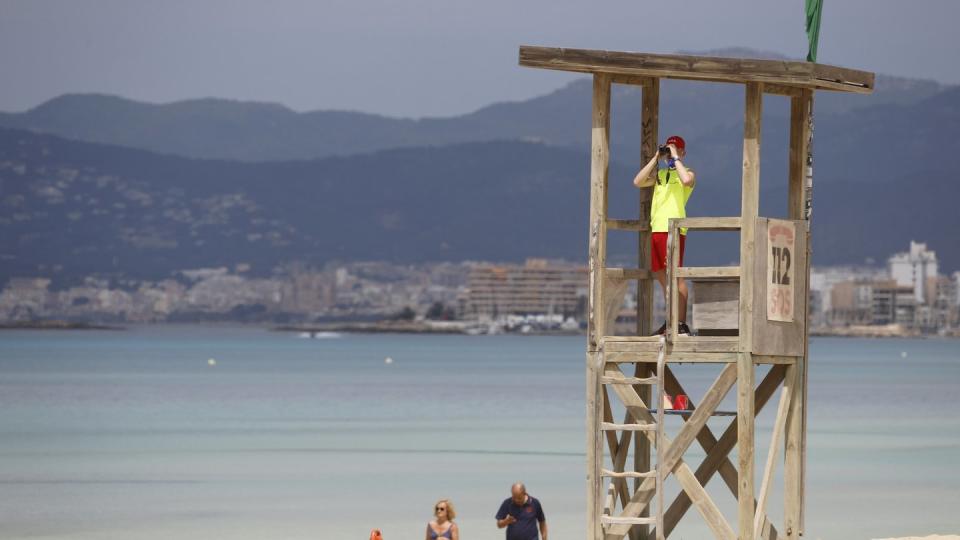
[599,336,668,540]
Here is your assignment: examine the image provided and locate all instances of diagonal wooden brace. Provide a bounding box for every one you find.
[664,365,742,501]
[659,365,786,538]
[604,363,738,540]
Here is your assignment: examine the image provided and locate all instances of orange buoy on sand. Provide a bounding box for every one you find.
[370,529,383,540]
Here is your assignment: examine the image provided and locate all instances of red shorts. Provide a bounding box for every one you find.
[650,232,685,273]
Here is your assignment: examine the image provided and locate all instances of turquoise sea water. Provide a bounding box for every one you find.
[0,326,958,540]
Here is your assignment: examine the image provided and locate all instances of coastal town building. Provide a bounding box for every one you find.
[870,280,916,326]
[1,251,956,334]
[929,274,959,331]
[0,262,472,323]
[278,264,335,315]
[811,241,957,334]
[889,241,939,304]
[954,272,960,305]
[829,279,916,327]
[465,259,586,319]
[828,280,875,325]
[810,266,887,325]
[950,273,960,329]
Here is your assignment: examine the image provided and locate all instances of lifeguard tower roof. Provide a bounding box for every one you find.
[519,46,874,94]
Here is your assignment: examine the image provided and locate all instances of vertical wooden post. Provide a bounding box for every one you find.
[587,350,604,540]
[739,82,762,351]
[668,219,680,339]
[633,78,659,540]
[736,350,756,540]
[637,78,659,338]
[738,81,763,540]
[789,87,815,535]
[784,91,809,540]
[787,91,810,221]
[586,72,612,540]
[588,73,613,352]
[783,358,804,539]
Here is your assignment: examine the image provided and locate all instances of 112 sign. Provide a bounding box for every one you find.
[771,246,791,286]
[767,220,795,322]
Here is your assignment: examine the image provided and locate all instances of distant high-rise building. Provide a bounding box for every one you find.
[870,280,916,326]
[888,241,938,304]
[466,259,586,319]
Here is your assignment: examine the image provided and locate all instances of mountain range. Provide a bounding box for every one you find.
[1,50,958,285]
[0,50,944,163]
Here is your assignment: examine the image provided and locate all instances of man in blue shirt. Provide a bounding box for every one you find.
[495,482,547,540]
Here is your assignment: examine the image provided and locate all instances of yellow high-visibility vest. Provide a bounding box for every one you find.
[650,167,694,234]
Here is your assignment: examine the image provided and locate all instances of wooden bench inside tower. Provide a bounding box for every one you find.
[691,278,739,336]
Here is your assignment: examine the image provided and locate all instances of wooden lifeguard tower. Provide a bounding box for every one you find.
[519,47,873,540]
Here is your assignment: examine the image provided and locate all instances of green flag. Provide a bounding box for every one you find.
[805,0,823,62]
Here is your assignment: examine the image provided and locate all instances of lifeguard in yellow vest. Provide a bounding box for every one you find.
[632,135,695,336]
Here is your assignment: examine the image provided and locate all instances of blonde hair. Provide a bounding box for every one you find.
[434,499,456,520]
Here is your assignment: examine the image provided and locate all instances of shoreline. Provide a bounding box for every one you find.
[810,324,959,339]
[275,321,464,335]
[0,320,124,331]
[274,320,581,336]
[2,319,957,339]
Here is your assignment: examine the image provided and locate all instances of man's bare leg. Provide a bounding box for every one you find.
[678,278,688,323]
[653,269,688,326]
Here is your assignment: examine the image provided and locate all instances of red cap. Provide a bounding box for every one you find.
[665,135,685,151]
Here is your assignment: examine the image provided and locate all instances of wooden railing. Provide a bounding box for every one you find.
[666,217,742,342]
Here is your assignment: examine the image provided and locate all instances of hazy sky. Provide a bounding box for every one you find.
[2,0,958,118]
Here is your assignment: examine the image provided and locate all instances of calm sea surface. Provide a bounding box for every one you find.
[1,326,958,540]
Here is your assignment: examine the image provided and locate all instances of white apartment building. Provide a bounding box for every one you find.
[889,241,939,304]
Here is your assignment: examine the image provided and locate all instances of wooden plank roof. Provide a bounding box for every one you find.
[519,46,874,94]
